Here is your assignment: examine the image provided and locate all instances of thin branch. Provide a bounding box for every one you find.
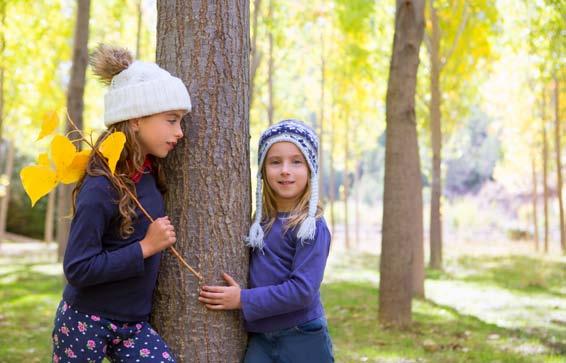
[441,1,469,70]
[65,112,203,281]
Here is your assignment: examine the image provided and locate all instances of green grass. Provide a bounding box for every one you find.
[0,249,565,362]
[0,263,63,362]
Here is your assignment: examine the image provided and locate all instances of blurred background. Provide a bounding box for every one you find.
[0,0,564,362]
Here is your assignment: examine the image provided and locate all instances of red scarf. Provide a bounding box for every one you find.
[130,157,153,183]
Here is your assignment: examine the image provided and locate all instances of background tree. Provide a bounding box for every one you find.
[379,0,425,328]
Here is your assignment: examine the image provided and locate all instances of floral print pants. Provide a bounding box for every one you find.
[52,300,176,363]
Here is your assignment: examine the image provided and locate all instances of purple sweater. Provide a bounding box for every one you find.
[240,214,331,333]
[62,173,164,322]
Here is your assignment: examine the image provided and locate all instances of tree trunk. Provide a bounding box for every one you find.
[135,0,142,59]
[0,140,14,242]
[152,1,250,361]
[329,120,336,235]
[344,117,350,250]
[267,0,274,126]
[379,0,424,328]
[355,159,361,247]
[249,0,262,105]
[0,0,5,141]
[45,190,55,243]
[542,90,549,254]
[57,0,90,261]
[319,31,325,205]
[428,0,442,270]
[531,155,539,251]
[554,76,565,254]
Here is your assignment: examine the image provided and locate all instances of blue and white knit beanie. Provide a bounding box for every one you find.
[246,119,319,249]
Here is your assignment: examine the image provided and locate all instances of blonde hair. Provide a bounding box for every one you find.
[72,120,167,238]
[260,163,323,235]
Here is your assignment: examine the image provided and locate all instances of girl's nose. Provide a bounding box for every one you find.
[281,162,290,175]
[175,125,184,139]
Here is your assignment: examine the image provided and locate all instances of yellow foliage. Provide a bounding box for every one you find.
[99,132,126,175]
[20,165,58,207]
[36,111,59,141]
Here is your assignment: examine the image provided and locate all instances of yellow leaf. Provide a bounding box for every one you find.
[36,111,59,141]
[37,153,50,167]
[59,150,91,184]
[99,132,126,174]
[20,165,58,207]
[51,135,77,174]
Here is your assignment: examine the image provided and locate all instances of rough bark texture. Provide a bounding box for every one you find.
[428,0,442,270]
[57,0,90,261]
[152,1,250,362]
[379,0,424,328]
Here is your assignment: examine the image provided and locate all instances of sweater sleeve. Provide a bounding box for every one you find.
[63,177,145,288]
[240,219,331,322]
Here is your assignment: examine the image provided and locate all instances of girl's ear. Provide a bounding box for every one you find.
[129,118,142,132]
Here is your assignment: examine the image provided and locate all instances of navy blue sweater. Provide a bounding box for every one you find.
[241,214,331,333]
[62,172,164,322]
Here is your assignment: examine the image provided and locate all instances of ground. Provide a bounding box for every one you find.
[0,233,564,362]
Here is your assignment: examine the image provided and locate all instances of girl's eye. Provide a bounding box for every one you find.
[168,120,177,124]
[269,160,280,165]
[293,159,303,164]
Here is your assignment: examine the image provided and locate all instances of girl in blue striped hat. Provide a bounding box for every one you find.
[199,119,334,363]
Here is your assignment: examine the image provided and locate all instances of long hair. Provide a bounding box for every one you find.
[72,120,167,238]
[260,164,323,235]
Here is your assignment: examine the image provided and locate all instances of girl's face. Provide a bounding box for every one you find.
[264,142,309,212]
[131,110,185,158]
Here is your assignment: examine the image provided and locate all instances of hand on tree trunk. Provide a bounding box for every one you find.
[199,273,242,310]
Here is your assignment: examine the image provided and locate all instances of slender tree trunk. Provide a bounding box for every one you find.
[542,90,549,254]
[319,31,325,205]
[0,140,14,242]
[329,120,336,236]
[379,0,425,328]
[152,1,250,361]
[428,0,442,270]
[135,0,142,59]
[249,0,262,105]
[0,2,7,243]
[57,0,90,261]
[267,0,274,126]
[0,0,5,141]
[531,155,539,251]
[45,190,55,243]
[344,117,350,250]
[355,159,361,247]
[555,76,565,254]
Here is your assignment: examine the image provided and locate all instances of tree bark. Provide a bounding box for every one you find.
[135,0,143,59]
[531,155,539,251]
[45,190,55,243]
[152,1,250,361]
[542,90,549,254]
[428,0,442,270]
[267,0,274,126]
[554,76,564,254]
[0,140,14,242]
[249,0,262,105]
[57,0,90,261]
[379,0,424,328]
[319,31,325,205]
[344,117,350,250]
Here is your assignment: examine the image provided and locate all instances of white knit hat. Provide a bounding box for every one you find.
[246,119,320,250]
[104,61,191,126]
